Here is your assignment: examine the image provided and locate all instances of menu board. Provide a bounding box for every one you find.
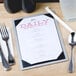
[13,13,67,70]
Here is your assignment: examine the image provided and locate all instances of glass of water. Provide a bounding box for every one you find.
[60,0,76,21]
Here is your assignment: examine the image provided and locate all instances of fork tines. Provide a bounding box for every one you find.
[0,25,9,41]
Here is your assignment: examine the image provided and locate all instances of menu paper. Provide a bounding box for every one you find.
[14,13,67,70]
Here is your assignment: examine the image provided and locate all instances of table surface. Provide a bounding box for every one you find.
[0,3,76,76]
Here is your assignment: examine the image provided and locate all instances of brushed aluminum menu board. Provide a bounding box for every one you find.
[13,13,67,70]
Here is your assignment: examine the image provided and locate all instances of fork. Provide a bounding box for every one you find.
[0,24,15,65]
[0,43,11,71]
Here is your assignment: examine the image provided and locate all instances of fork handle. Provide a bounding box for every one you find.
[6,41,15,65]
[0,46,11,71]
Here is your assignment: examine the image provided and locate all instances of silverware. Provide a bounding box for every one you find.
[0,44,11,71]
[68,32,76,73]
[0,24,15,65]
